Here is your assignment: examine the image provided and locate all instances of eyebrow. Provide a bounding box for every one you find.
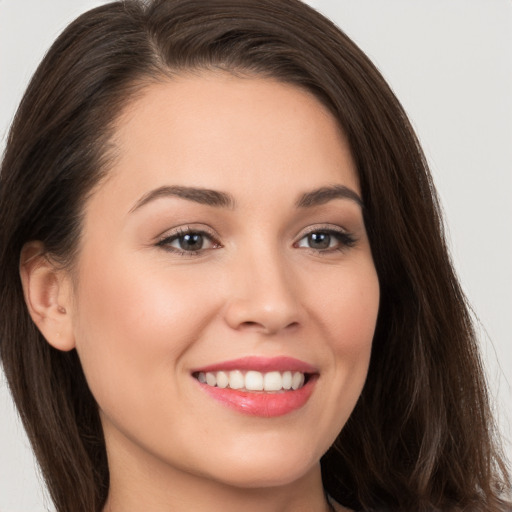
[129,183,363,214]
[129,185,236,213]
[296,185,363,209]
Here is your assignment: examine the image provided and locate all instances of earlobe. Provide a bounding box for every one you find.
[19,241,76,352]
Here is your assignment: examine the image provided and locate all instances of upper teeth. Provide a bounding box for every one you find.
[197,370,305,392]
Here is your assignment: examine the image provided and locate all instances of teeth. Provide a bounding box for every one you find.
[264,371,283,391]
[245,371,264,391]
[216,371,229,388]
[282,371,292,390]
[196,370,307,392]
[229,370,244,389]
[205,372,216,387]
[291,371,305,390]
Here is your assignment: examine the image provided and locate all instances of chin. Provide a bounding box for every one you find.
[199,446,321,489]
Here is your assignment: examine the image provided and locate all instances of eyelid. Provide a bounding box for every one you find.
[156,224,216,242]
[296,223,352,240]
[294,224,357,251]
[155,225,222,255]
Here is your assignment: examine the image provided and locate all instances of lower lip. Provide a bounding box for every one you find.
[196,376,317,417]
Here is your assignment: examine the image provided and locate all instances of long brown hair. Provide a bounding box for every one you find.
[0,1,509,511]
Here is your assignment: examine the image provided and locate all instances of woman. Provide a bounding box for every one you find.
[0,0,509,511]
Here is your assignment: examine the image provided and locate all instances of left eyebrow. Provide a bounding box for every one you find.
[296,185,363,209]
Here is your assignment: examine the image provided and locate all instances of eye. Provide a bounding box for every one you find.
[295,228,356,252]
[156,228,220,254]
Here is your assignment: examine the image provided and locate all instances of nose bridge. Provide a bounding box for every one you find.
[224,238,301,333]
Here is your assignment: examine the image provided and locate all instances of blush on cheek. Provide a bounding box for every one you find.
[322,291,378,353]
[73,251,218,395]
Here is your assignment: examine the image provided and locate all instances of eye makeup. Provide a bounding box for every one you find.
[156,226,222,256]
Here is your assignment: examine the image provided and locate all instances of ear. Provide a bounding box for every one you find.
[19,241,76,352]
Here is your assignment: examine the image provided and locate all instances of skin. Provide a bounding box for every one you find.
[22,72,379,512]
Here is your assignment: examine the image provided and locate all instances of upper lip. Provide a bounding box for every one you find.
[191,356,318,374]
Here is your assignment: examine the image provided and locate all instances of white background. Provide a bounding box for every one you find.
[1,1,511,510]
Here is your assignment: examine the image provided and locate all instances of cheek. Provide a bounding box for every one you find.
[335,283,379,357]
[309,257,379,352]
[70,250,218,413]
[307,259,379,418]
[336,267,379,376]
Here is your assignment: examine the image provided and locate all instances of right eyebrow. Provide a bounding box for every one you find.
[128,185,236,213]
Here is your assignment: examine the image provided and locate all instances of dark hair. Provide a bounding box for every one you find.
[0,1,510,511]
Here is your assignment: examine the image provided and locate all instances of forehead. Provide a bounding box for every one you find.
[87,71,359,215]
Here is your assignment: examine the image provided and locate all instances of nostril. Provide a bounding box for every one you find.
[239,321,262,330]
[238,320,299,333]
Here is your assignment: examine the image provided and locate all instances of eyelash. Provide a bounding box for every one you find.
[156,227,221,256]
[156,225,357,256]
[294,226,357,254]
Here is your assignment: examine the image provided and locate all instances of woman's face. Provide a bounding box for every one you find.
[68,72,379,490]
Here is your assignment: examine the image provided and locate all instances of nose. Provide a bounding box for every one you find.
[223,249,302,335]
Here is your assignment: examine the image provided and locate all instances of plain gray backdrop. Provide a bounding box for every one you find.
[1,1,511,510]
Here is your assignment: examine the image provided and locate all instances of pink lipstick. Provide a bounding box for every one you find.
[192,356,318,417]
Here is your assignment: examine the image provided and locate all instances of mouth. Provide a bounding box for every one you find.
[191,357,318,417]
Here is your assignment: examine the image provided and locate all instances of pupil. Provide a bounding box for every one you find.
[180,234,203,251]
[308,232,330,249]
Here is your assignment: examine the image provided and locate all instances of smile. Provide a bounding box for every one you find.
[192,357,318,417]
